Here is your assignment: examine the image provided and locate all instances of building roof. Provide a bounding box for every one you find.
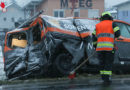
[17,0,32,8]
[2,0,23,9]
[3,0,43,9]
[0,1,22,14]
[114,0,130,7]
[23,0,43,9]
[5,2,22,9]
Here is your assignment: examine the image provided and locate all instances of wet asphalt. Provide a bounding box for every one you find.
[1,75,130,90]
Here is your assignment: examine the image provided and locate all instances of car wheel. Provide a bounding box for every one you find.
[54,52,76,76]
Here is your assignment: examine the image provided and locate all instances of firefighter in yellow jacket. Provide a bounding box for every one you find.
[92,12,120,84]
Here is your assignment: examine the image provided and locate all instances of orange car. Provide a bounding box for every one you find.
[3,15,130,79]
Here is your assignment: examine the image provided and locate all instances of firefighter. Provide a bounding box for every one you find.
[92,12,120,84]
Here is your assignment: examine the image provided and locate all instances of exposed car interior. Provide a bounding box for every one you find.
[8,32,27,48]
[32,24,41,44]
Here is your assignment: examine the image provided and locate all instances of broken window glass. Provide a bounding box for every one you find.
[32,24,41,44]
[8,32,27,48]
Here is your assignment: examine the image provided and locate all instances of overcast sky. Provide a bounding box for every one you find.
[0,0,129,8]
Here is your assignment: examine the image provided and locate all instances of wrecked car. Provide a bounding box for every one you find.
[3,14,130,79]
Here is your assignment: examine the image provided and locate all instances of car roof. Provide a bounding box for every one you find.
[7,17,130,34]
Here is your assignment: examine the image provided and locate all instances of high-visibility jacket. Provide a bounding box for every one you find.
[95,20,115,51]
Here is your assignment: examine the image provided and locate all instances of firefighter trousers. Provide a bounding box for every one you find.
[97,51,114,82]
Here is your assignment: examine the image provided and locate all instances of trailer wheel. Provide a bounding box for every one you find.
[54,52,75,76]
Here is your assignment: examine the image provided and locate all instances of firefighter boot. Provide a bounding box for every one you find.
[103,75,112,85]
[101,75,105,80]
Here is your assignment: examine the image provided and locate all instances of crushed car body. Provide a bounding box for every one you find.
[3,14,130,79]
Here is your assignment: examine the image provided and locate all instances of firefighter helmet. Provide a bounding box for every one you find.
[101,12,111,17]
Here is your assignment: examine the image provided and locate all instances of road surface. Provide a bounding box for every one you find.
[0,74,130,90]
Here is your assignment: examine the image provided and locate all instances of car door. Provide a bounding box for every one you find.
[114,21,130,61]
[4,31,29,78]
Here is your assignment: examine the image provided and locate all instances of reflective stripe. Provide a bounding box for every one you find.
[97,45,113,48]
[97,42,114,48]
[97,33,114,38]
[100,70,112,75]
[100,71,104,74]
[93,41,97,45]
[103,71,112,75]
[96,48,113,51]
[92,30,96,35]
[98,42,113,44]
[114,26,120,32]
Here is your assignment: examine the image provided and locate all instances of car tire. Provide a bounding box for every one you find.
[53,52,76,76]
